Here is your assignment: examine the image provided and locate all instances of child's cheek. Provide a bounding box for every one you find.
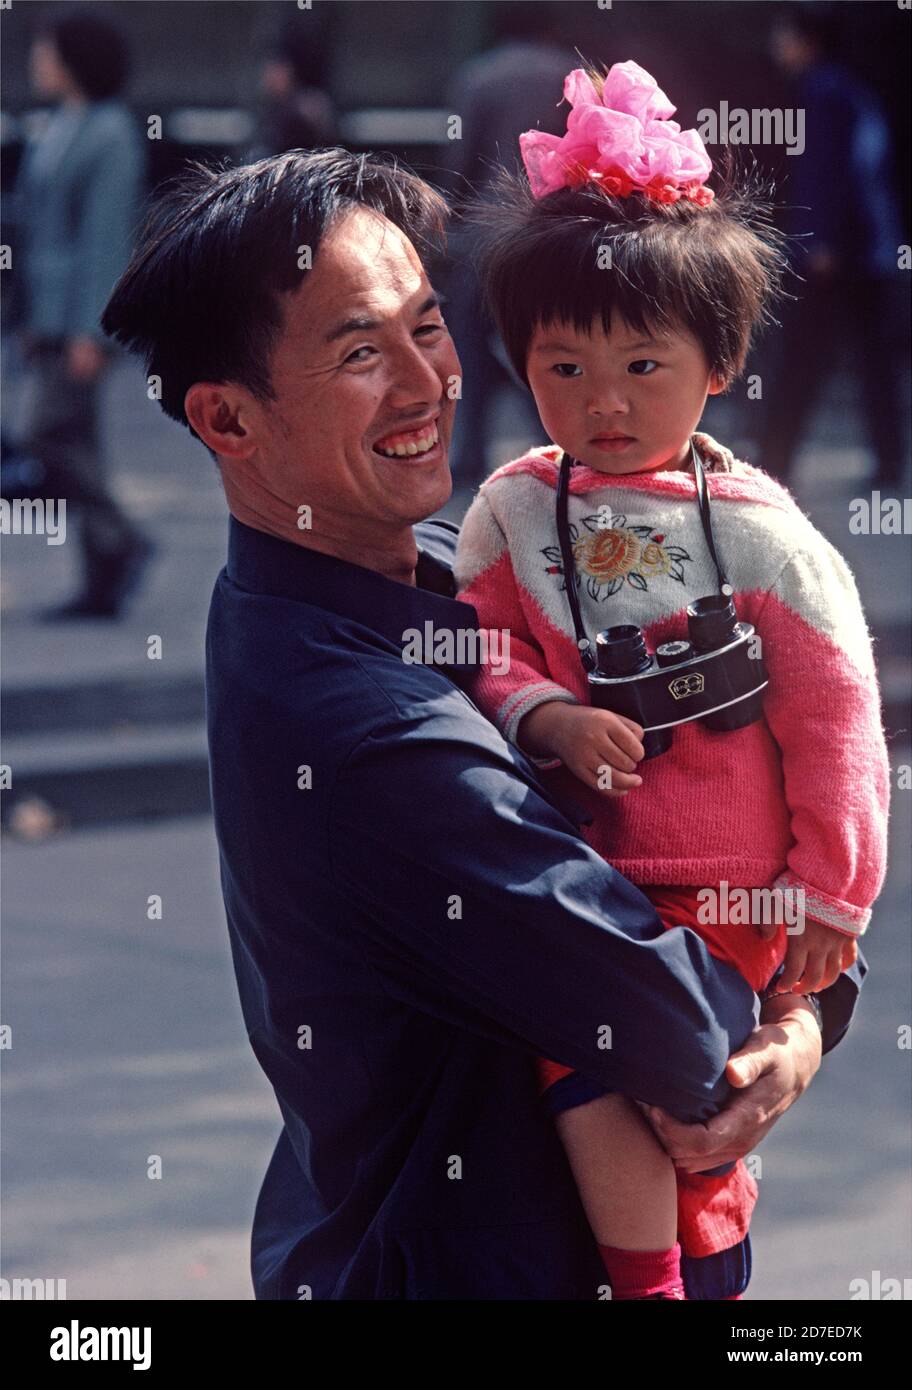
[531,383,563,443]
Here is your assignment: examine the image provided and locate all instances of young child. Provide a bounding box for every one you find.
[453,60,890,1301]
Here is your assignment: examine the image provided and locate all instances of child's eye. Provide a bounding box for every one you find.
[552,362,582,378]
[628,359,659,375]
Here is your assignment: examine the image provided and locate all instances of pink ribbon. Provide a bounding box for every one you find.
[519,61,715,205]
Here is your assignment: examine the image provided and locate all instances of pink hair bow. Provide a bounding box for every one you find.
[519,60,714,205]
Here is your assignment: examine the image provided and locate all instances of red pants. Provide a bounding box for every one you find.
[537,884,788,1257]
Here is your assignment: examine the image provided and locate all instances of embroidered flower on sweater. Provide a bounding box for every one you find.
[543,511,692,599]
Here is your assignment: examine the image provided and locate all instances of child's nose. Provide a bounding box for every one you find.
[587,386,629,415]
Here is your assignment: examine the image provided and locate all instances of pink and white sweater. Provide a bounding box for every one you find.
[454,433,890,937]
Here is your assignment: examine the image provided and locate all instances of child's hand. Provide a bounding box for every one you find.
[519,702,645,795]
[775,917,857,994]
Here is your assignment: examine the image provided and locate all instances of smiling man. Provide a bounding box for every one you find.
[189,201,457,582]
[100,149,863,1301]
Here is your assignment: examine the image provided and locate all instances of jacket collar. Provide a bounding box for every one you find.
[226,514,481,677]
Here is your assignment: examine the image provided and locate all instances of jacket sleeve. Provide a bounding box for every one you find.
[329,701,758,1122]
[454,487,579,755]
[70,114,146,342]
[815,952,867,1056]
[543,948,869,1119]
[755,537,890,938]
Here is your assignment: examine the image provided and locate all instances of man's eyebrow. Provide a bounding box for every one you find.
[323,293,443,345]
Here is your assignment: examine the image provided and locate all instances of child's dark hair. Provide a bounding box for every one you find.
[470,142,792,392]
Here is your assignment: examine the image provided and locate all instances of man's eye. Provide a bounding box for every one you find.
[552,362,582,378]
[345,324,444,365]
[629,359,659,375]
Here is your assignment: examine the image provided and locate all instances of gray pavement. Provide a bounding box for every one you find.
[2,783,909,1301]
[1,352,910,1300]
[2,816,271,1300]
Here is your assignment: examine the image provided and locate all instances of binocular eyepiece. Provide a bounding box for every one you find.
[590,594,768,758]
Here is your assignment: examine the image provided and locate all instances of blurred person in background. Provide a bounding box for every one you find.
[439,1,573,489]
[246,14,336,161]
[757,2,909,490]
[15,5,153,619]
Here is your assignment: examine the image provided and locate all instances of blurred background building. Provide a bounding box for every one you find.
[1,1,910,1302]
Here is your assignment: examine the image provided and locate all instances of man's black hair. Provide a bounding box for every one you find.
[101,147,449,457]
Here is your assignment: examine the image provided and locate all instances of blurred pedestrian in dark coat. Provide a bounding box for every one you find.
[439,2,574,488]
[246,17,336,161]
[15,6,153,617]
[759,3,909,489]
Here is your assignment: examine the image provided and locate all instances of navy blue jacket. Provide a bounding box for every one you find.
[205,514,864,1300]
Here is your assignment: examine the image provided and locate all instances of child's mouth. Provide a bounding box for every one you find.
[591,435,636,453]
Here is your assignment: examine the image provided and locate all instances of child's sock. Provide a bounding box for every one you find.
[598,1242,686,1300]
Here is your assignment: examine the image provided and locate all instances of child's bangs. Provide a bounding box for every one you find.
[478,192,712,378]
[525,230,690,351]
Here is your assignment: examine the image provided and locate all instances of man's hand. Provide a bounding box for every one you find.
[637,994,822,1173]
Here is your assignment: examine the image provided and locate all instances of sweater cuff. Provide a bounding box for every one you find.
[497,681,579,751]
[772,871,871,938]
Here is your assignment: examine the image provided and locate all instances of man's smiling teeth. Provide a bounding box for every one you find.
[375,423,439,457]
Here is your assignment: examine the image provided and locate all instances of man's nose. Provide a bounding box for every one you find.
[385,335,446,408]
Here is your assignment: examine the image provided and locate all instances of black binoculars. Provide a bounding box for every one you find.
[588,593,769,758]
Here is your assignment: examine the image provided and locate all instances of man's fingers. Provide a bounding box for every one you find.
[676,1087,773,1171]
[643,1104,749,1170]
[648,1015,814,1171]
[639,1105,717,1162]
[726,1030,777,1089]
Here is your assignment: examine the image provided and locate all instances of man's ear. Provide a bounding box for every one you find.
[707,370,729,397]
[185,383,259,460]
